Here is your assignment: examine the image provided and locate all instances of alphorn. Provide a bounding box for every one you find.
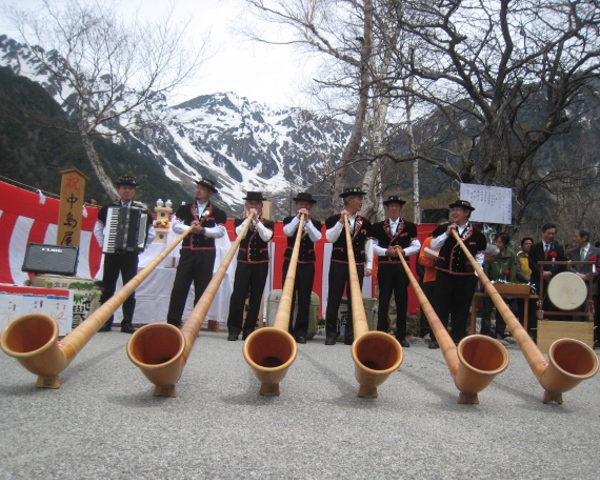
[127,213,255,397]
[0,226,194,389]
[396,247,509,404]
[343,214,404,398]
[242,215,304,395]
[451,229,599,403]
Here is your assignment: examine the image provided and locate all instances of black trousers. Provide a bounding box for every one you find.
[227,262,269,336]
[282,260,315,337]
[325,261,364,342]
[420,280,435,338]
[100,252,139,326]
[377,262,408,340]
[433,271,478,343]
[166,248,216,327]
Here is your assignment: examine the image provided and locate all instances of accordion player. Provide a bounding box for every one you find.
[101,204,150,254]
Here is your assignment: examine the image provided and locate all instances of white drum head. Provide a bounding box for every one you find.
[547,271,588,310]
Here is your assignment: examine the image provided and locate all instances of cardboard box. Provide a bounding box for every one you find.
[29,275,101,291]
[29,275,102,328]
[0,284,73,336]
[537,320,594,352]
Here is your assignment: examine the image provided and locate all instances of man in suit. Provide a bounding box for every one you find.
[429,199,487,347]
[567,228,600,284]
[166,177,227,328]
[324,187,373,346]
[568,229,600,342]
[94,176,155,333]
[282,192,322,344]
[227,191,274,341]
[528,222,566,337]
[371,195,421,348]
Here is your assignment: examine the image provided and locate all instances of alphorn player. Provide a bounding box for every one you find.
[371,195,420,348]
[166,177,227,328]
[324,187,373,346]
[282,192,322,344]
[94,176,155,333]
[429,199,486,348]
[227,191,274,341]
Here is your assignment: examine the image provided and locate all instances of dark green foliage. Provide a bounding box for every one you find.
[0,67,188,206]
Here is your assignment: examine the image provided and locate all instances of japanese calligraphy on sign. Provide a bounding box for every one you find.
[57,167,89,248]
[460,184,512,225]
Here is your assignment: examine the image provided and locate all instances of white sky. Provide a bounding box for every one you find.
[0,0,318,108]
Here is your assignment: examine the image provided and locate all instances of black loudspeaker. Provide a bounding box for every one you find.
[421,208,450,224]
[22,243,79,276]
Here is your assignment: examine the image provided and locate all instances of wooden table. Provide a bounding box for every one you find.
[469,284,538,334]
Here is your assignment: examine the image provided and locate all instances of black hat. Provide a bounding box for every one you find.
[293,192,317,204]
[448,199,475,211]
[116,176,139,187]
[196,176,218,193]
[383,195,406,206]
[339,187,366,198]
[244,191,267,201]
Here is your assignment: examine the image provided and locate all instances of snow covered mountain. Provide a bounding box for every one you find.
[0,35,351,214]
[122,92,351,212]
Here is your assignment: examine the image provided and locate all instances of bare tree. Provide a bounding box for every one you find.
[381,0,600,230]
[246,0,386,210]
[6,0,208,197]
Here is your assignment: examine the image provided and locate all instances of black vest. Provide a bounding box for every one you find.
[371,218,418,264]
[235,217,274,263]
[282,216,322,263]
[325,215,372,265]
[175,202,227,249]
[435,224,487,275]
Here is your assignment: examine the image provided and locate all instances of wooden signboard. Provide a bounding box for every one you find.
[57,168,89,248]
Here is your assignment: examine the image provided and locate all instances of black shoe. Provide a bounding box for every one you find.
[98,323,112,332]
[428,340,439,349]
[594,341,599,350]
[296,336,307,344]
[227,333,238,341]
[242,328,256,340]
[325,337,336,345]
[120,324,135,334]
[399,339,410,348]
[344,338,353,345]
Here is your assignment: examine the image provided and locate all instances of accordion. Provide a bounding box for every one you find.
[102,205,149,254]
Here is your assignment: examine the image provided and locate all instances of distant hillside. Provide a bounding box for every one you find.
[0,66,188,207]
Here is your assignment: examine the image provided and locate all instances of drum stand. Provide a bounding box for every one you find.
[536,260,595,352]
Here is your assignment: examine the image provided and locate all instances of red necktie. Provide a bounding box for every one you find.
[544,244,549,259]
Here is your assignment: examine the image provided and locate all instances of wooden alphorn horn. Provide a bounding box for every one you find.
[242,215,304,395]
[396,247,509,404]
[343,214,404,398]
[126,213,255,397]
[451,229,599,404]
[0,226,194,389]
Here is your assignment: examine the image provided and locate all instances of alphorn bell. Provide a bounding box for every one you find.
[0,226,194,389]
[127,213,255,397]
[343,214,404,398]
[242,215,305,395]
[451,229,599,404]
[396,247,509,404]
